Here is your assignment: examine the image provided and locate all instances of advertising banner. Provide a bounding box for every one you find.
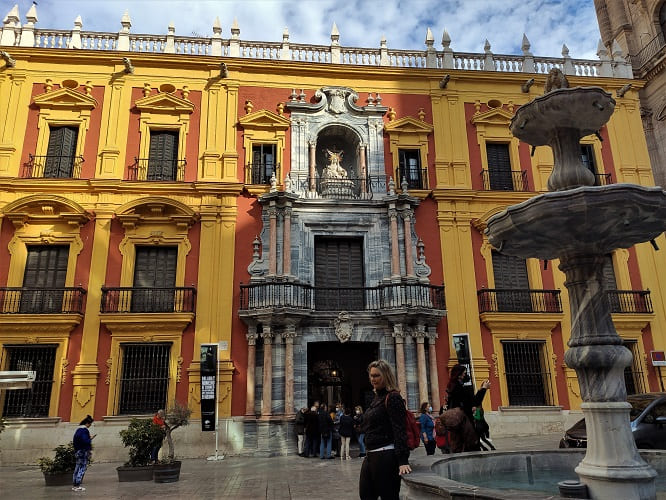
[200,344,217,432]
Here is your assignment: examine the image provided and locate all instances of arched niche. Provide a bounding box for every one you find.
[315,124,361,178]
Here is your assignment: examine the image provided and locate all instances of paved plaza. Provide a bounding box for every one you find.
[0,433,562,499]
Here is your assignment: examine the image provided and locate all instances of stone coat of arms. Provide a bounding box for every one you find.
[334,311,353,343]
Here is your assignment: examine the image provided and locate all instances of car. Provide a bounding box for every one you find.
[559,392,666,449]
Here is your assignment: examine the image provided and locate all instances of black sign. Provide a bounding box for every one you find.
[200,344,217,432]
[453,334,475,388]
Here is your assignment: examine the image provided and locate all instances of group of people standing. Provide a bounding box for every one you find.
[294,401,367,460]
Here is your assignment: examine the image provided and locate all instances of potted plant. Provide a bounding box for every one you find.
[117,418,164,482]
[152,401,191,483]
[37,443,78,486]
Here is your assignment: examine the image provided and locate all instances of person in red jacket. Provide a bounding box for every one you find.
[359,360,411,500]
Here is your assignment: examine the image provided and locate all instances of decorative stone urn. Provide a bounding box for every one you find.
[486,85,664,500]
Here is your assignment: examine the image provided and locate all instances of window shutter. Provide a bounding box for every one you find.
[314,237,364,310]
[486,143,513,190]
[45,126,78,178]
[23,246,69,288]
[492,251,529,289]
[148,131,178,180]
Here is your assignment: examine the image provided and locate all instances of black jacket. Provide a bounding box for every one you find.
[304,410,319,437]
[339,414,355,438]
[294,410,306,435]
[446,382,487,421]
[318,408,334,436]
[361,389,409,466]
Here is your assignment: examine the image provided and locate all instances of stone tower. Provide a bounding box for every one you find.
[594,0,666,186]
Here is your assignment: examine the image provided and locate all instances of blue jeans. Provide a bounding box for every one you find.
[358,433,366,454]
[72,450,89,486]
[319,434,332,458]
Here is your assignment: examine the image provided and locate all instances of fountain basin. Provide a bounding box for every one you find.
[485,184,666,260]
[509,87,615,145]
[401,450,666,499]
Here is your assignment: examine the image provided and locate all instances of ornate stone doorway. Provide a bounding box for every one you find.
[307,341,378,411]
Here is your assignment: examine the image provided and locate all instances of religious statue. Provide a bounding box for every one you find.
[322,148,348,179]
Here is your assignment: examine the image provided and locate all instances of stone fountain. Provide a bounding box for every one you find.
[484,79,665,499]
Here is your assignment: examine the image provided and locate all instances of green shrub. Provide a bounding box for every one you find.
[38,443,77,475]
[119,418,164,467]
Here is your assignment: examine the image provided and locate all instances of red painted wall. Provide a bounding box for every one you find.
[0,218,12,287]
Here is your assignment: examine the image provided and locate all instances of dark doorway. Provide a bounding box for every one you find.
[307,341,378,411]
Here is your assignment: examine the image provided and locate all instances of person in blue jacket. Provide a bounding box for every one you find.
[72,414,95,492]
[418,402,436,455]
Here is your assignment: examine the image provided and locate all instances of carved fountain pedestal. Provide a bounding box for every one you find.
[486,86,664,499]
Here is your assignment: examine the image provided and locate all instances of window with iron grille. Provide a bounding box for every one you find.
[148,130,179,181]
[2,344,57,417]
[132,246,177,313]
[45,126,78,178]
[118,343,171,414]
[398,149,423,189]
[251,144,276,184]
[623,340,646,395]
[502,340,554,406]
[21,245,69,314]
[486,143,513,190]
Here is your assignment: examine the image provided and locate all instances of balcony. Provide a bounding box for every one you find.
[128,158,186,182]
[477,289,562,313]
[290,174,387,200]
[607,290,652,314]
[100,287,196,313]
[481,169,529,191]
[246,162,278,185]
[0,287,87,314]
[22,154,84,179]
[240,282,445,312]
[629,32,666,73]
[396,166,429,191]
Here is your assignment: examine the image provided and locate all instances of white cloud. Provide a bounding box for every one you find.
[4,0,601,59]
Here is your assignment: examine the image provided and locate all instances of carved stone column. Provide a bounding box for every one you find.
[389,207,401,278]
[359,144,367,193]
[284,323,296,416]
[427,326,441,411]
[414,323,429,406]
[271,332,284,414]
[402,208,415,277]
[245,326,258,416]
[268,204,278,275]
[283,206,292,276]
[308,141,316,192]
[392,323,408,398]
[261,326,273,418]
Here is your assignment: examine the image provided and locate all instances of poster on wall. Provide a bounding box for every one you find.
[452,333,474,389]
[200,344,217,432]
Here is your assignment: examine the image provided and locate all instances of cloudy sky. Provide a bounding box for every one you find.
[5,0,602,59]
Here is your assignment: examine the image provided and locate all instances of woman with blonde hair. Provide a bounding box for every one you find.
[359,359,411,500]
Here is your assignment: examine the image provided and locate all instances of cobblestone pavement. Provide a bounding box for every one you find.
[0,434,562,499]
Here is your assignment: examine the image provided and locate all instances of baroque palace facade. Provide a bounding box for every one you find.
[1,4,665,461]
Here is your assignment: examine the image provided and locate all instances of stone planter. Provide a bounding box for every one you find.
[43,471,73,486]
[153,460,181,483]
[116,465,154,482]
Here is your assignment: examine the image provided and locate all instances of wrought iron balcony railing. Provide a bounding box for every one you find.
[128,158,186,181]
[240,282,445,312]
[22,154,84,179]
[101,287,196,313]
[0,287,86,314]
[477,289,562,313]
[246,162,278,185]
[629,32,666,71]
[481,169,529,191]
[289,174,387,200]
[593,173,613,186]
[396,166,429,190]
[607,290,652,314]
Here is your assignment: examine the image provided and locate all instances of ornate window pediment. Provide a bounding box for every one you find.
[116,196,198,230]
[239,109,290,130]
[33,87,98,111]
[384,116,434,134]
[134,92,195,114]
[239,109,290,189]
[2,194,90,228]
[470,107,514,127]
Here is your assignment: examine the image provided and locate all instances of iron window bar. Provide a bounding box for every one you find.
[606,290,652,314]
[2,344,57,418]
[396,166,429,190]
[477,289,562,313]
[117,342,171,415]
[239,282,445,312]
[0,287,86,314]
[246,162,278,185]
[23,154,84,179]
[501,340,554,406]
[481,169,529,191]
[128,158,186,181]
[101,286,196,313]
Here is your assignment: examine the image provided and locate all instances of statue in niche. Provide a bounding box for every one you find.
[322,148,348,179]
